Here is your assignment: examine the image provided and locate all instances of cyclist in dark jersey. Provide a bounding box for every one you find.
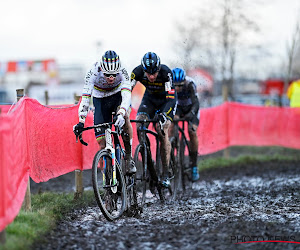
[170,67,200,181]
[131,52,177,187]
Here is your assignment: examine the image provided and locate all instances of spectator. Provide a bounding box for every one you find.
[287,79,300,107]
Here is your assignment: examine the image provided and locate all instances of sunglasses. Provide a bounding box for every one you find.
[104,73,117,78]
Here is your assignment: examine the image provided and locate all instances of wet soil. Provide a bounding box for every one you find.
[31,160,300,250]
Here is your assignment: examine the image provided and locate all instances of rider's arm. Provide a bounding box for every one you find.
[118,68,132,116]
[78,63,98,123]
[188,81,200,115]
[162,72,177,121]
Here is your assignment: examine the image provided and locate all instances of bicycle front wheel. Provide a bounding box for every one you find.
[92,150,126,221]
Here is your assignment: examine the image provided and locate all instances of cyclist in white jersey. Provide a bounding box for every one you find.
[73,50,136,174]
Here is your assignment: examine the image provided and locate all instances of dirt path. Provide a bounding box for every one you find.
[32,161,300,250]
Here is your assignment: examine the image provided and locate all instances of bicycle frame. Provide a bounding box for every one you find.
[131,119,168,204]
[131,119,161,178]
[104,126,125,192]
[172,119,191,157]
[172,119,193,190]
[77,123,124,191]
[76,122,131,220]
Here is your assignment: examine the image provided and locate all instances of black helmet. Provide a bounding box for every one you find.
[141,52,161,74]
[99,50,121,74]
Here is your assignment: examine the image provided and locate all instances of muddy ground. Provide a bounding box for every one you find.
[31,158,300,250]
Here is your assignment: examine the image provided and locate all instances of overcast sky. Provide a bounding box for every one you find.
[1,0,299,74]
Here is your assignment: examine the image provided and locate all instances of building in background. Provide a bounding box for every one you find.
[0,59,85,104]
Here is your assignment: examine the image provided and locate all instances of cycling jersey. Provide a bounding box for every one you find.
[93,92,123,140]
[78,62,131,123]
[176,76,199,115]
[131,64,177,120]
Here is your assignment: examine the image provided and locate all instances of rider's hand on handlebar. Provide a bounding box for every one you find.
[114,114,125,128]
[73,122,84,136]
[157,113,167,126]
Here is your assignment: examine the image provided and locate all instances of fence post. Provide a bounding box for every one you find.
[74,94,83,199]
[45,90,49,105]
[16,89,32,211]
[222,83,230,158]
[0,108,5,244]
[0,230,6,245]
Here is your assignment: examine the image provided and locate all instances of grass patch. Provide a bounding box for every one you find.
[1,191,95,250]
[199,146,300,172]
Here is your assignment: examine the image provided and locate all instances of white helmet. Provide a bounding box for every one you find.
[99,50,121,74]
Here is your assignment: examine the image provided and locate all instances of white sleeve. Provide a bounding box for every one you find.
[78,63,97,123]
[118,68,132,116]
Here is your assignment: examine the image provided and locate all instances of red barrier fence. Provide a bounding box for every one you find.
[1,97,300,231]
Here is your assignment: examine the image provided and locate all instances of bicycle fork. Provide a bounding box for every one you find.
[103,128,118,193]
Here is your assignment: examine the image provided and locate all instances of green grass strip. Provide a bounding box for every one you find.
[0,191,95,250]
[198,154,299,172]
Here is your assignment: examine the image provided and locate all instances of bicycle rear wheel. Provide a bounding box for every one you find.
[165,137,179,201]
[180,138,192,191]
[92,150,126,221]
[125,173,140,216]
[133,144,147,208]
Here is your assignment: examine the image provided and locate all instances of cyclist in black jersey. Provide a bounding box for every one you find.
[170,67,200,181]
[131,52,177,188]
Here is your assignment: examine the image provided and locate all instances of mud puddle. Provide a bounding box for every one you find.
[32,161,300,250]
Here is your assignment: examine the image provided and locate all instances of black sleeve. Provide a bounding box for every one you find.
[131,65,144,82]
[188,82,199,114]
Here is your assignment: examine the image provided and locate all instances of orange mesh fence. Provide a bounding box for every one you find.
[0,105,14,114]
[198,103,229,155]
[0,105,29,232]
[228,102,300,148]
[1,98,300,231]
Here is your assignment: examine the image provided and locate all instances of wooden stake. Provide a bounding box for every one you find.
[74,170,84,199]
[0,230,6,245]
[16,89,24,102]
[222,83,230,158]
[74,94,83,199]
[16,89,32,211]
[45,90,49,105]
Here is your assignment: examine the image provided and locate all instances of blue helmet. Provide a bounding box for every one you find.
[172,68,186,83]
[141,52,161,74]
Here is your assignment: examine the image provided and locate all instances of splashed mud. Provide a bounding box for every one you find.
[32,161,300,250]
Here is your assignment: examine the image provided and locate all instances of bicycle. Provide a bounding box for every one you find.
[75,122,138,221]
[171,119,194,192]
[131,118,178,207]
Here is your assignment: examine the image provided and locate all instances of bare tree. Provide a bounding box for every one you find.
[285,9,300,91]
[173,19,201,69]
[172,14,216,71]
[172,0,260,99]
[216,0,259,100]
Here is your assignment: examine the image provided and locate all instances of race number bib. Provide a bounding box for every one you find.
[165,81,171,92]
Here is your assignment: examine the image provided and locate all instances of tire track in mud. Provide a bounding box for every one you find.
[33,161,300,250]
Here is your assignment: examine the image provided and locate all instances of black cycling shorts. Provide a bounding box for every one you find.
[93,92,122,140]
[176,105,199,126]
[137,93,175,121]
